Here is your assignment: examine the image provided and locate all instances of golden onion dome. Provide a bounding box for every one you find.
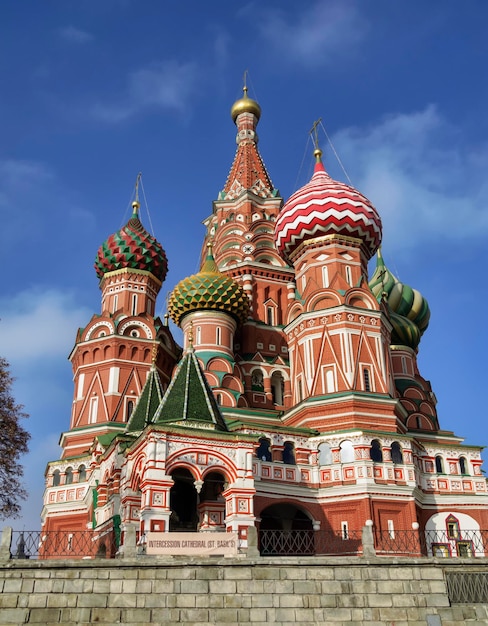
[231,86,261,123]
[168,245,250,326]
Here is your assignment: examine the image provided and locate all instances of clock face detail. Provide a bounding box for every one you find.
[242,243,254,254]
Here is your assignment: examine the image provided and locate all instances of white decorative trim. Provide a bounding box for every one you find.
[85,321,114,340]
[118,320,153,339]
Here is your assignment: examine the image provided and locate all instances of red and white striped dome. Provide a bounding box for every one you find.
[275,156,382,263]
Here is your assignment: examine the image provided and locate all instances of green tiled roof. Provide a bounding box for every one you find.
[153,348,228,431]
[126,366,165,432]
[96,432,119,448]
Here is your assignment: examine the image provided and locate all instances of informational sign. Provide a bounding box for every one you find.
[146,532,239,556]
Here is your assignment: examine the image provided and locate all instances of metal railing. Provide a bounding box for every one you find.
[425,529,488,558]
[10,530,116,560]
[6,527,488,559]
[374,529,488,558]
[259,529,362,556]
[258,528,488,558]
[446,571,488,603]
[374,530,424,556]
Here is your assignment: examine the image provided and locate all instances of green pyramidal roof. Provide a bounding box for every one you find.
[126,366,165,433]
[152,348,228,431]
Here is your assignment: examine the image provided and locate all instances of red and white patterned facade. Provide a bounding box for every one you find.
[41,90,488,555]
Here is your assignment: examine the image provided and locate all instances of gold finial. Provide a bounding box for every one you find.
[310,118,323,162]
[202,239,219,273]
[132,172,142,214]
[243,69,248,96]
[231,70,261,123]
[151,343,158,367]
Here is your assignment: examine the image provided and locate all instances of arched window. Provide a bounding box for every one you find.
[318,443,332,466]
[370,440,383,463]
[363,368,372,392]
[271,371,285,405]
[282,442,296,465]
[322,266,329,288]
[297,379,303,403]
[256,438,272,461]
[340,440,354,463]
[126,400,134,420]
[267,307,274,326]
[65,467,73,485]
[435,455,444,473]
[391,442,403,464]
[52,470,61,487]
[251,369,264,392]
[89,395,99,424]
[324,368,335,393]
[459,456,468,475]
[446,514,460,539]
[201,471,226,502]
[78,465,86,482]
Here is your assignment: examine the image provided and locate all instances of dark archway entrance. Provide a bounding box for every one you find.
[200,471,226,503]
[199,471,227,530]
[169,468,198,531]
[259,503,314,555]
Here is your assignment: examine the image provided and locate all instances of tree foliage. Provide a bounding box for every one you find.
[0,356,30,519]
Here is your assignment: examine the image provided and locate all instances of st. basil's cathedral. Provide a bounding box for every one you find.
[40,87,488,557]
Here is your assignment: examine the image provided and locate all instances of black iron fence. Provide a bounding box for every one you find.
[259,529,362,556]
[259,528,488,558]
[446,571,488,603]
[374,529,488,558]
[10,529,116,560]
[6,527,488,559]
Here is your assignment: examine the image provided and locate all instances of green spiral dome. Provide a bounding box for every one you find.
[369,249,430,336]
[168,247,250,326]
[389,309,422,349]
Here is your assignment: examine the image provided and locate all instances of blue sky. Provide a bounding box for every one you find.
[1,1,487,529]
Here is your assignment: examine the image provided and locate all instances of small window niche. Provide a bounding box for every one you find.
[391,441,403,464]
[370,439,383,463]
[282,441,296,465]
[446,515,460,539]
[256,438,272,462]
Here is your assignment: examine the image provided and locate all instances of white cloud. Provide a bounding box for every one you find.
[0,159,54,210]
[0,290,89,529]
[92,60,198,122]
[59,26,93,44]
[0,289,91,365]
[0,159,53,188]
[213,31,230,72]
[257,0,365,68]
[327,106,488,253]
